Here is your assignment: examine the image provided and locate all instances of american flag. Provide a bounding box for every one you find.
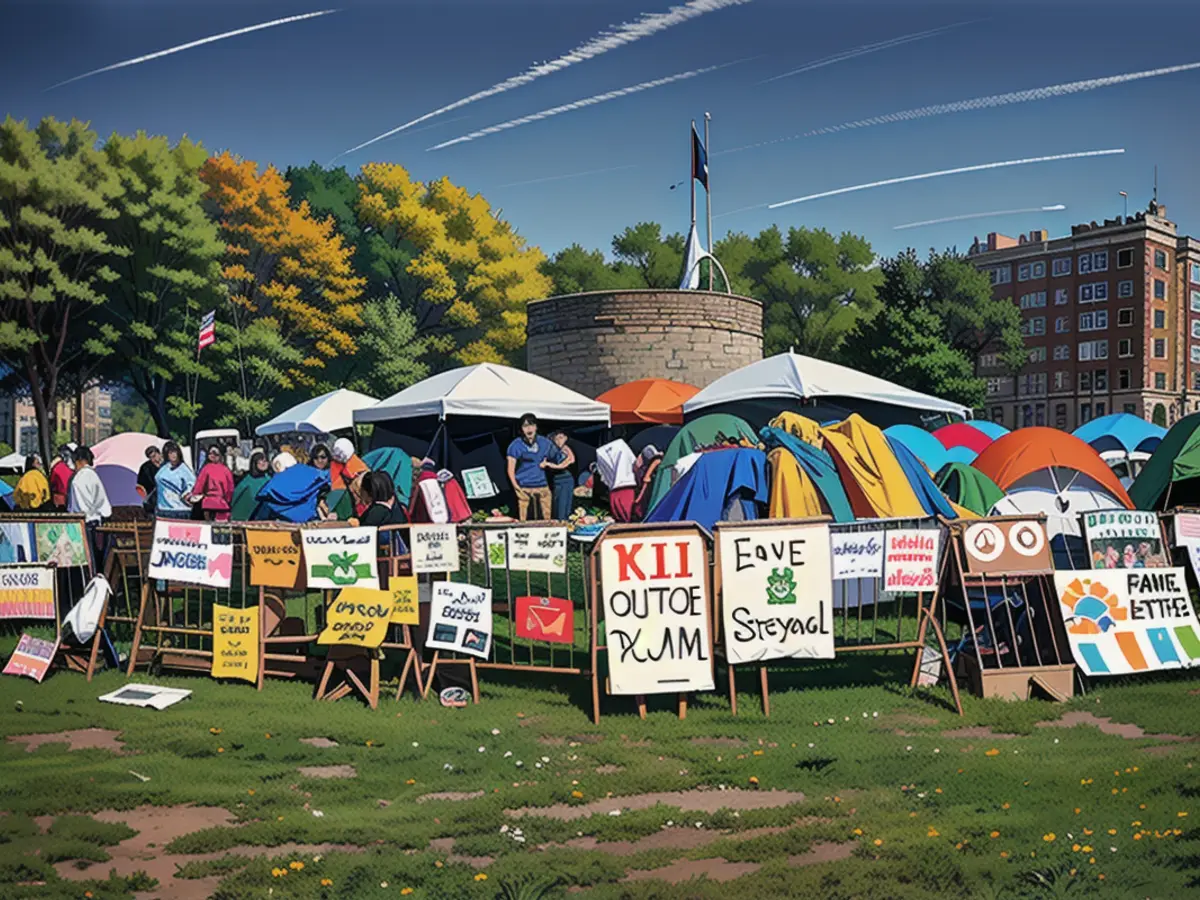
[198,310,216,351]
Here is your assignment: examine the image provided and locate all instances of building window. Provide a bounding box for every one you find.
[1079,339,1108,361]
[1019,291,1047,309]
[1096,401,1107,417]
[1055,316,1069,333]
[1194,372,1200,391]
[1192,291,1200,313]
[1020,316,1046,337]
[1079,253,1092,274]
[1118,280,1134,298]
[1055,288,1069,305]
[1154,309,1166,329]
[991,407,1004,424]
[1192,321,1200,340]
[1192,262,1200,284]
[989,266,1012,285]
[1035,403,1046,426]
[1153,338,1167,358]
[1079,371,1092,392]
[1055,403,1068,427]
[1080,403,1092,423]
[1192,346,1200,364]
[1054,370,1070,390]
[1022,405,1034,427]
[1095,369,1108,391]
[1155,371,1167,390]
[1018,263,1032,281]
[986,378,1002,396]
[1092,250,1108,272]
[1154,279,1167,300]
[1118,369,1130,389]
[1079,282,1109,303]
[1033,261,1046,278]
[1117,307,1134,327]
[1028,346,1046,363]
[1118,338,1133,357]
[1117,248,1135,269]
[979,353,998,369]
[1079,310,1108,331]
[1124,403,1137,414]
[1155,249,1168,269]
[1054,344,1070,361]
[1052,257,1072,277]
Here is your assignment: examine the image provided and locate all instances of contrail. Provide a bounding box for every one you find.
[428,60,745,150]
[758,22,968,84]
[769,150,1123,209]
[47,9,338,90]
[496,164,638,189]
[334,0,750,161]
[894,204,1067,230]
[721,60,1200,155]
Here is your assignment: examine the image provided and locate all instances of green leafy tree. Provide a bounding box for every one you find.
[539,244,642,294]
[335,294,430,396]
[610,223,686,288]
[923,250,1026,373]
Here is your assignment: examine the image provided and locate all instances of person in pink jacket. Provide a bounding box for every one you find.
[189,445,235,522]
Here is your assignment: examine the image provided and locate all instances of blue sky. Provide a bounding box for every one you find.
[4,0,1199,261]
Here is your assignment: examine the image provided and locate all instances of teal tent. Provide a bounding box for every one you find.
[645,413,760,511]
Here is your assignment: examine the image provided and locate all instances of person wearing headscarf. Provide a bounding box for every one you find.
[632,444,663,520]
[14,454,50,511]
[231,450,271,521]
[329,437,368,491]
[155,441,196,519]
[188,444,235,522]
[50,444,74,510]
[272,451,297,473]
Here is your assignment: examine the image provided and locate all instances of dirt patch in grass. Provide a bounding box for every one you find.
[416,791,485,804]
[620,735,653,747]
[7,728,128,755]
[943,726,1018,740]
[506,788,807,821]
[691,737,748,748]
[594,764,624,775]
[877,714,938,731]
[542,819,816,857]
[568,734,605,744]
[622,857,761,884]
[788,841,855,866]
[1036,711,1191,742]
[297,765,357,779]
[538,735,567,746]
[299,737,339,748]
[427,837,494,869]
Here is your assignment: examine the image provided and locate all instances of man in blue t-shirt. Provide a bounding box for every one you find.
[506,413,553,520]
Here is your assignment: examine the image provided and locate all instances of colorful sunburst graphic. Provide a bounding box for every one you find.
[1059,577,1128,634]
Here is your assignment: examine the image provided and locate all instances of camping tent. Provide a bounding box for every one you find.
[1128,412,1200,510]
[645,447,768,531]
[645,413,760,512]
[256,389,378,437]
[963,421,1009,441]
[682,351,972,429]
[93,432,164,508]
[883,425,950,472]
[1073,413,1165,455]
[933,421,996,455]
[596,379,698,425]
[935,462,1004,517]
[0,451,24,473]
[761,426,854,522]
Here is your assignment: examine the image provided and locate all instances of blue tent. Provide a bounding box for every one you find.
[759,426,854,522]
[252,464,330,523]
[965,420,1009,441]
[646,448,768,531]
[0,479,12,511]
[1073,413,1165,455]
[362,446,414,507]
[884,437,959,520]
[944,445,979,465]
[883,424,949,472]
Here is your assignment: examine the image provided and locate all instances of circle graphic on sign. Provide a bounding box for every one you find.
[965,523,1004,562]
[1008,521,1046,557]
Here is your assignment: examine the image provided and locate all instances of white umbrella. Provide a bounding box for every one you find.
[256,389,379,437]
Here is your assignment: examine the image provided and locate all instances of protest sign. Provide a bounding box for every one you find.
[508,526,567,573]
[1083,510,1168,569]
[962,519,1051,574]
[427,582,493,659]
[462,466,496,500]
[515,596,574,644]
[599,530,713,695]
[35,522,87,568]
[830,530,884,580]
[1055,568,1200,676]
[316,587,394,648]
[3,633,58,682]
[0,565,56,619]
[245,529,303,588]
[302,527,379,589]
[388,576,420,625]
[718,522,834,664]
[883,529,940,592]
[485,530,507,569]
[147,521,234,588]
[211,604,259,683]
[410,524,459,574]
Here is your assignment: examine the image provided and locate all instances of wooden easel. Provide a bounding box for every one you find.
[316,645,381,708]
[421,652,480,703]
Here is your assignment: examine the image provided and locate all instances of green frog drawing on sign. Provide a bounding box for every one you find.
[766,568,797,605]
[312,551,372,585]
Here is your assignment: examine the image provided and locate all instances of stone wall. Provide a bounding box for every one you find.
[526,289,763,397]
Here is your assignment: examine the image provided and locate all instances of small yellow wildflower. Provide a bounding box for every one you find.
[217,748,225,754]
[435,860,444,868]
[1002,802,1010,810]
[210,727,222,735]
[1072,843,1080,852]
[1043,833,1056,842]
[985,749,999,757]
[1107,829,1117,836]
[1000,851,1009,858]
[1082,845,1093,853]
[852,828,863,836]
[406,779,416,785]
[748,776,759,785]
[248,789,255,796]
[401,890,413,896]
[1179,811,1189,818]
[873,838,883,847]
[1134,833,1143,840]
[753,749,764,756]
[289,861,304,871]
[934,788,943,794]
[927,828,939,837]
[475,873,489,882]
[990,831,1000,839]
[321,878,333,887]
[571,790,584,799]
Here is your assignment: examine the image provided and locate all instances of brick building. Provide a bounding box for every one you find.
[0,386,113,453]
[968,200,1200,431]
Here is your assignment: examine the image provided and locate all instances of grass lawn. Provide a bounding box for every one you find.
[1,651,1199,899]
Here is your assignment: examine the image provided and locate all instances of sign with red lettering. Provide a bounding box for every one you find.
[515,596,574,644]
[883,528,940,592]
[3,633,58,682]
[598,531,713,695]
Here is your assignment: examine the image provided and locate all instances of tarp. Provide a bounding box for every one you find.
[766,448,825,519]
[252,464,329,523]
[1129,412,1200,510]
[767,412,824,449]
[361,446,414,507]
[646,413,760,511]
[820,415,936,519]
[256,389,378,436]
[1073,413,1165,456]
[886,437,966,520]
[884,424,949,471]
[936,462,1004,517]
[933,421,994,454]
[596,379,698,425]
[761,425,854,522]
[93,432,164,508]
[355,363,610,425]
[973,427,1133,506]
[645,447,768,531]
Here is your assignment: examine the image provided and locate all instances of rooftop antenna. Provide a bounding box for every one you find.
[1153,165,1158,204]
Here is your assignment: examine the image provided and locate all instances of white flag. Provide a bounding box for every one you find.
[680,223,703,289]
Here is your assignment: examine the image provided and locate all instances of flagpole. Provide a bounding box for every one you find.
[704,111,713,290]
[689,119,697,229]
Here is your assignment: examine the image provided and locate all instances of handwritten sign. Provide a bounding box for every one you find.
[0,565,56,619]
[388,575,420,625]
[485,530,507,569]
[1055,568,1200,676]
[508,526,567,573]
[246,529,303,588]
[411,524,459,574]
[718,523,834,664]
[599,531,713,695]
[515,596,574,644]
[317,587,394,648]
[147,521,233,588]
[462,466,496,500]
[883,529,940,593]
[830,530,884,580]
[302,527,379,589]
[427,582,494,659]
[1083,510,1168,569]
[3,633,58,682]
[962,519,1051,574]
[35,521,87,568]
[211,604,259,683]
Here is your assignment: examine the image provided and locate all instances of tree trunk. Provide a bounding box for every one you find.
[75,388,84,445]
[25,357,54,467]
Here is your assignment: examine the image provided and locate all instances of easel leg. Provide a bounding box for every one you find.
[927,616,964,716]
[422,653,440,700]
[84,604,107,682]
[636,695,647,720]
[125,582,152,677]
[315,660,336,700]
[677,694,687,720]
[760,666,771,718]
[728,664,738,716]
[590,670,600,725]
[469,658,480,705]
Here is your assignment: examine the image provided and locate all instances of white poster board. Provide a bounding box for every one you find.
[882,528,941,593]
[147,521,233,588]
[301,526,379,590]
[410,524,460,574]
[508,526,567,573]
[426,581,493,659]
[462,467,496,500]
[830,530,884,581]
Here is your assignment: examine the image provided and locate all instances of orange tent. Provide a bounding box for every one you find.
[972,427,1133,506]
[596,379,700,425]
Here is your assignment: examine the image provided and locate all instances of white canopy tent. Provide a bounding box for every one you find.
[682,351,972,420]
[256,389,379,437]
[355,363,610,425]
[0,450,24,472]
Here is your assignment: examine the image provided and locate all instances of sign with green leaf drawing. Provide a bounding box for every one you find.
[302,527,379,590]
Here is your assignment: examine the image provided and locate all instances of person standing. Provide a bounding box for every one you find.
[49,445,74,510]
[67,445,112,564]
[137,445,163,509]
[230,450,271,521]
[544,430,577,522]
[359,471,409,526]
[595,438,637,523]
[155,441,196,519]
[189,445,235,522]
[506,413,553,521]
[14,454,50,511]
[632,444,663,520]
[310,443,331,472]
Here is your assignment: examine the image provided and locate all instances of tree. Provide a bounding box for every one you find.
[923,250,1026,372]
[540,244,642,295]
[0,116,126,462]
[337,294,430,396]
[610,223,686,288]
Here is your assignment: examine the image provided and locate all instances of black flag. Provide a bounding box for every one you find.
[691,124,708,191]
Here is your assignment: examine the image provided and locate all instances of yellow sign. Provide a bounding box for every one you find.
[246,529,303,588]
[317,588,393,649]
[389,576,419,625]
[211,603,260,683]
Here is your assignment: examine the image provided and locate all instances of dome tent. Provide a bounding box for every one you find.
[1128,412,1200,510]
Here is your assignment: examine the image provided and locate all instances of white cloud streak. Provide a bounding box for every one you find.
[757,22,969,84]
[427,61,742,150]
[769,150,1123,209]
[334,0,751,160]
[893,204,1067,231]
[495,164,638,189]
[47,9,338,90]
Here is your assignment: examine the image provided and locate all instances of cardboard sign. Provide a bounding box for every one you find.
[462,466,496,500]
[147,521,234,588]
[410,524,459,574]
[509,526,567,573]
[427,581,493,659]
[316,587,394,648]
[515,596,574,644]
[245,529,303,588]
[883,529,940,593]
[388,575,420,625]
[599,532,713,695]
[3,633,58,682]
[302,527,379,589]
[830,530,884,580]
[0,565,56,619]
[211,604,259,683]
[35,521,88,568]
[485,530,507,569]
[1083,510,1168,569]
[962,519,1051,574]
[1055,568,1200,676]
[718,523,834,664]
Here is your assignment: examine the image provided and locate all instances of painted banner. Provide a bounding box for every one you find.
[1083,510,1168,569]
[427,581,494,659]
[718,523,834,664]
[508,526,567,573]
[883,529,940,593]
[0,565,56,619]
[462,466,496,500]
[515,596,574,644]
[410,524,459,574]
[0,522,36,564]
[962,519,1051,574]
[147,521,234,588]
[388,576,420,625]
[3,633,59,682]
[211,604,259,683]
[316,587,394,648]
[485,530,507,569]
[35,521,88,568]
[1054,568,1200,676]
[245,529,303,588]
[599,531,713,695]
[830,530,884,580]
[302,527,379,589]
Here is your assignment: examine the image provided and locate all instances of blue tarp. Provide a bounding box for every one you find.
[0,479,12,510]
[885,436,959,520]
[646,448,768,531]
[883,424,950,471]
[252,464,330,523]
[759,426,854,522]
[1073,413,1165,455]
[362,446,413,507]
